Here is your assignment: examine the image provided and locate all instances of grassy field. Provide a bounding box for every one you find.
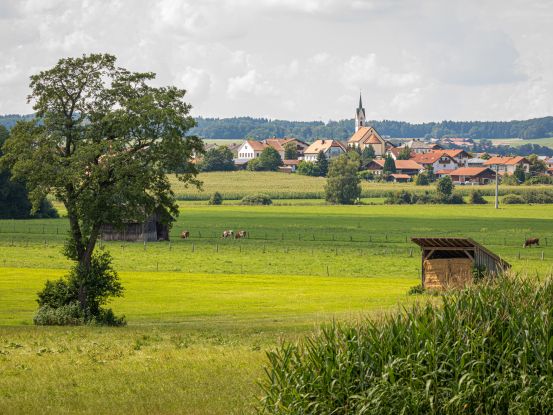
[169,171,551,200]
[1,203,553,414]
[489,136,553,148]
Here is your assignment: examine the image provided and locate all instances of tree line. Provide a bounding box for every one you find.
[4,114,553,141]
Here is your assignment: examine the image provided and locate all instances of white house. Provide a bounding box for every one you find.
[410,151,459,173]
[236,140,268,160]
[482,156,530,175]
[303,139,346,162]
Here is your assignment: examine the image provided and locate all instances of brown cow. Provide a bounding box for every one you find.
[235,230,247,239]
[523,238,539,248]
[222,230,234,239]
[180,230,190,239]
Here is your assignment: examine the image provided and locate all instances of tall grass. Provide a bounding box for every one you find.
[260,276,553,414]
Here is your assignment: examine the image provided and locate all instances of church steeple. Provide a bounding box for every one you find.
[355,92,366,132]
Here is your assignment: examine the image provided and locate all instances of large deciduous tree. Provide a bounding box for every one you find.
[1,54,203,322]
[324,154,361,204]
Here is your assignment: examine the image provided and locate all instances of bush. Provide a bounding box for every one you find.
[208,191,223,205]
[414,173,429,186]
[260,277,553,414]
[357,170,374,181]
[526,175,553,185]
[240,193,272,205]
[33,303,85,326]
[502,193,525,204]
[407,284,424,295]
[469,189,487,204]
[385,190,464,205]
[296,161,320,177]
[35,250,125,325]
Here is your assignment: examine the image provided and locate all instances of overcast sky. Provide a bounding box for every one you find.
[1,0,552,122]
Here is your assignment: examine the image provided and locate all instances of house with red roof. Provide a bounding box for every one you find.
[410,151,459,173]
[303,139,346,162]
[482,156,530,175]
[366,159,424,177]
[347,126,387,156]
[449,167,496,185]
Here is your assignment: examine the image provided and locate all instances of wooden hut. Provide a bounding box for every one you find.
[100,209,173,242]
[411,237,510,290]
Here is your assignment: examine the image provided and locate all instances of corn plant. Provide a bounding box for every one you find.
[259,276,553,414]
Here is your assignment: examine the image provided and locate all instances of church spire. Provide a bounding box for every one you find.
[355,92,366,132]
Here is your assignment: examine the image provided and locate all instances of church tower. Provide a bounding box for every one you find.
[355,93,366,132]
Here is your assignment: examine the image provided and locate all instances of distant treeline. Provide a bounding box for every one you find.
[191,116,553,141]
[3,114,553,141]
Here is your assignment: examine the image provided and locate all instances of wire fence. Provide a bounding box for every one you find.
[0,223,551,249]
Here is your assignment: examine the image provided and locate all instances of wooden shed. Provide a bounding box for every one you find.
[411,237,511,290]
[100,209,173,242]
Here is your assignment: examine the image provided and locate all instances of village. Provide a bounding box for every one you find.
[200,95,553,185]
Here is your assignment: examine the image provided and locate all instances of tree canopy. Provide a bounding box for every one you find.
[247,147,282,171]
[200,146,235,172]
[324,154,361,204]
[1,53,203,323]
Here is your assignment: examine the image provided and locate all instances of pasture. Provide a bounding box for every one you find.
[1,203,553,414]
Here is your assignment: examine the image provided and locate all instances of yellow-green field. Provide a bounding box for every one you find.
[169,171,549,200]
[1,203,553,414]
[489,137,553,148]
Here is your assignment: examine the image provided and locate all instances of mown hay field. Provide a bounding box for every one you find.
[168,171,553,200]
[1,203,553,414]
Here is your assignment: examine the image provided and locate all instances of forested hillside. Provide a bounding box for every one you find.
[192,116,553,141]
[2,114,553,141]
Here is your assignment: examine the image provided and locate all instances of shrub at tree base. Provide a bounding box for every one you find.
[240,193,272,205]
[260,277,553,414]
[35,250,125,326]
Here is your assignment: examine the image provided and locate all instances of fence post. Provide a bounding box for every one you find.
[192,243,195,253]
[216,243,218,253]
[326,265,329,276]
[546,237,548,247]
[409,248,413,257]
[541,251,544,260]
[169,242,172,251]
[517,251,520,260]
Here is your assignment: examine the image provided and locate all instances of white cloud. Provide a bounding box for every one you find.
[341,54,420,88]
[178,66,213,102]
[0,0,552,121]
[227,69,278,99]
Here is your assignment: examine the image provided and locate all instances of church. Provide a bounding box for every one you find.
[347,94,387,157]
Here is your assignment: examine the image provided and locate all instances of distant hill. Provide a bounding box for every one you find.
[191,116,553,141]
[2,114,553,142]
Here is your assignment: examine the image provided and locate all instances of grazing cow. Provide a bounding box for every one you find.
[523,238,539,248]
[235,230,247,239]
[180,230,190,239]
[222,230,234,239]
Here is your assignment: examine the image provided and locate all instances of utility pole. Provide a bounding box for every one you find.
[494,163,499,209]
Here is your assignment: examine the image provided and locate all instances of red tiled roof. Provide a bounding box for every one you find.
[283,159,300,165]
[366,134,381,144]
[483,156,529,166]
[389,173,411,179]
[304,139,346,154]
[442,149,469,158]
[394,160,423,170]
[246,140,268,151]
[411,151,456,164]
[435,169,455,175]
[449,167,494,177]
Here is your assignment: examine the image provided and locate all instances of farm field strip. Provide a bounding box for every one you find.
[168,171,553,200]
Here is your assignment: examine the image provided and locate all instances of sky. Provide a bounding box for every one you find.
[0,0,552,122]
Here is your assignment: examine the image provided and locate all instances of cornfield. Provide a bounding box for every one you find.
[260,276,553,414]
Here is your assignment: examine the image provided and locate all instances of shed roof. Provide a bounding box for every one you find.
[411,237,511,269]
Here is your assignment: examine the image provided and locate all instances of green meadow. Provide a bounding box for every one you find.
[1,203,553,414]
